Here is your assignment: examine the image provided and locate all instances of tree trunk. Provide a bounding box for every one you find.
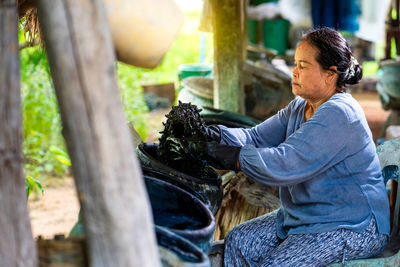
[211,0,246,114]
[0,0,38,266]
[35,0,160,266]
[214,172,281,240]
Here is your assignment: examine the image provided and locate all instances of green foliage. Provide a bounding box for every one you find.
[117,63,150,140]
[391,38,398,59]
[25,176,44,200]
[49,146,71,166]
[362,61,379,77]
[20,45,69,178]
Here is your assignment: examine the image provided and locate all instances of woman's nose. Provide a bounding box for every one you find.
[292,67,298,78]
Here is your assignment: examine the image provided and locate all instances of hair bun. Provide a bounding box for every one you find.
[345,63,362,85]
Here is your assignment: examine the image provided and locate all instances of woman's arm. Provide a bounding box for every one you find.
[218,98,300,148]
[238,105,364,186]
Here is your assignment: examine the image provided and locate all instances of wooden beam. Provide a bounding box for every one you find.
[35,0,160,266]
[211,0,247,114]
[0,0,38,266]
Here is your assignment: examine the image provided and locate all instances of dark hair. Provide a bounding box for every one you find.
[301,27,362,92]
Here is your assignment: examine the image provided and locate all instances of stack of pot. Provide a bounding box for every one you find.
[136,102,224,266]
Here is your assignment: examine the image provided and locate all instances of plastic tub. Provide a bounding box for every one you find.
[145,176,216,253]
[262,18,290,55]
[137,143,223,215]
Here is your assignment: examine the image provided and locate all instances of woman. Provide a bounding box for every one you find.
[192,27,390,266]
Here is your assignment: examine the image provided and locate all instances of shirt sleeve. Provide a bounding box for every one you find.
[218,99,297,148]
[238,105,360,186]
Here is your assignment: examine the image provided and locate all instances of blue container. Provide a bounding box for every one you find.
[141,166,211,211]
[377,60,400,110]
[69,219,210,266]
[144,175,216,253]
[156,226,210,267]
[137,143,222,215]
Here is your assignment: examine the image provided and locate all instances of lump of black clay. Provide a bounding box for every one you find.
[158,101,210,176]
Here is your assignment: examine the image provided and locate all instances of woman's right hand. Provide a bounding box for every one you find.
[205,125,221,142]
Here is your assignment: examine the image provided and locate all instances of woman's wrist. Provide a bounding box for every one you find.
[236,159,240,170]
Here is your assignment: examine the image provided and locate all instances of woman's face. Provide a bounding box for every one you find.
[292,41,336,102]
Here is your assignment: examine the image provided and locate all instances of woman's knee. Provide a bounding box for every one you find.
[348,232,388,260]
[225,212,279,248]
[371,234,388,255]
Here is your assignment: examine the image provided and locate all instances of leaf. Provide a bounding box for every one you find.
[55,155,71,166]
[50,146,71,166]
[26,176,44,200]
[49,145,68,157]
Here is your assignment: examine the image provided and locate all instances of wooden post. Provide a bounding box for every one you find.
[0,0,38,266]
[35,0,160,266]
[211,0,247,114]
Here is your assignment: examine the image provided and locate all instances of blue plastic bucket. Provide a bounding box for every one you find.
[141,166,211,211]
[156,225,210,267]
[137,143,222,215]
[144,175,216,253]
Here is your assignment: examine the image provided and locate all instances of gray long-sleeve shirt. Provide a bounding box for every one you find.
[218,93,390,238]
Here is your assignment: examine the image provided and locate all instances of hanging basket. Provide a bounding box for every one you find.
[105,0,184,68]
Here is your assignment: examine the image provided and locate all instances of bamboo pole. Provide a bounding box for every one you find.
[0,0,38,266]
[211,0,247,114]
[35,0,160,266]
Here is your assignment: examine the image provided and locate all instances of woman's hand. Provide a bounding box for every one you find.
[205,125,221,142]
[186,140,241,171]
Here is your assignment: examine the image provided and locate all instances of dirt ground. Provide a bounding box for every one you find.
[27,91,390,239]
[28,177,79,238]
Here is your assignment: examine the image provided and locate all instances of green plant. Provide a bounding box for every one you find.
[21,47,64,173]
[117,63,150,140]
[20,45,69,178]
[362,61,379,77]
[49,145,71,166]
[25,176,44,200]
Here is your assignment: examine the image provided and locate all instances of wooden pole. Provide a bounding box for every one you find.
[0,0,38,266]
[35,0,160,266]
[211,0,247,114]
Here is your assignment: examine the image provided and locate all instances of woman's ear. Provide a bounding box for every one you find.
[326,66,338,84]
